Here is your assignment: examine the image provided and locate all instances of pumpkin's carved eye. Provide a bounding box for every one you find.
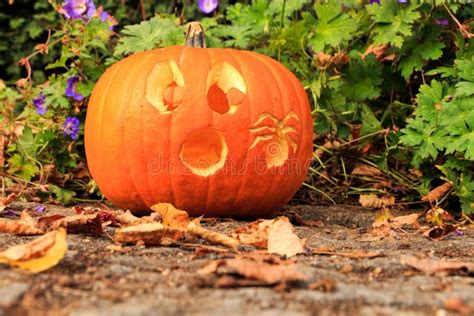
[146,60,185,113]
[179,126,228,177]
[249,111,300,168]
[206,62,247,114]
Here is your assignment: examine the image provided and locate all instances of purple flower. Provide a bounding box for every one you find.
[32,92,47,115]
[99,10,115,31]
[436,19,449,26]
[198,0,218,14]
[63,117,80,140]
[398,0,407,3]
[1,209,15,217]
[34,205,46,213]
[455,229,464,236]
[369,0,380,4]
[66,76,85,101]
[62,0,96,20]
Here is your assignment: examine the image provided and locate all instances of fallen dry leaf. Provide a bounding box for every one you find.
[199,257,307,286]
[52,213,103,234]
[444,298,473,315]
[359,194,395,208]
[151,203,189,228]
[232,219,273,247]
[400,255,474,275]
[425,206,454,226]
[232,217,305,257]
[0,210,44,235]
[422,224,457,241]
[114,210,142,225]
[0,228,67,273]
[308,278,336,292]
[187,219,239,250]
[0,193,16,211]
[371,213,420,237]
[114,222,184,246]
[422,182,452,202]
[267,217,305,257]
[351,164,384,178]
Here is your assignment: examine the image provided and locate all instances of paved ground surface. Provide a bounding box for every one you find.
[1,203,473,316]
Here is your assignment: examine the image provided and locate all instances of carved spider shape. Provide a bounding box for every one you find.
[249,111,300,168]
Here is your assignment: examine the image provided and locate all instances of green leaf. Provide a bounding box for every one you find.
[398,27,445,78]
[114,16,184,57]
[307,2,358,51]
[360,104,381,136]
[367,0,421,48]
[341,56,383,102]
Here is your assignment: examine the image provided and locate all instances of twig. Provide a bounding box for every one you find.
[443,3,473,39]
[139,0,146,21]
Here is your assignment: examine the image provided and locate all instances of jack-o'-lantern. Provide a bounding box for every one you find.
[85,22,313,217]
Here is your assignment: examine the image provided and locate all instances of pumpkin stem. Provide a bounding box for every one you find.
[185,22,206,48]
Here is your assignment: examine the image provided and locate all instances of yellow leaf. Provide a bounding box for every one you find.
[0,228,68,273]
[150,203,189,229]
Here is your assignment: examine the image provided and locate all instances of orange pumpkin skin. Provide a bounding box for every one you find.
[85,46,313,217]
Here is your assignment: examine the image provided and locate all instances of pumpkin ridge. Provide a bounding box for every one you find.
[223,49,268,216]
[121,53,155,208]
[240,50,287,214]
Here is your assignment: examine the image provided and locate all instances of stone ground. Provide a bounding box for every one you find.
[0,203,473,316]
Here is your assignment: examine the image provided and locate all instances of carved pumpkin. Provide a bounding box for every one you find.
[85,23,313,217]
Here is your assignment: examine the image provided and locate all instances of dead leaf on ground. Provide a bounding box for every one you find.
[422,182,452,203]
[371,213,420,237]
[308,278,336,292]
[114,210,142,225]
[400,255,474,275]
[114,222,184,246]
[232,216,305,257]
[52,213,104,234]
[187,218,239,250]
[359,194,395,208]
[444,298,474,315]
[267,217,305,257]
[0,193,17,212]
[422,224,457,241]
[232,219,273,247]
[198,257,307,286]
[150,203,189,228]
[425,207,454,226]
[0,228,68,273]
[0,210,44,235]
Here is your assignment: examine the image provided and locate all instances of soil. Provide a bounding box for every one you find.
[1,203,473,316]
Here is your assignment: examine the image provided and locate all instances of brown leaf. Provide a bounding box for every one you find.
[359,194,395,208]
[114,210,142,225]
[425,206,454,226]
[150,203,189,229]
[114,222,184,246]
[52,213,103,234]
[232,219,273,247]
[0,193,17,211]
[371,213,420,237]
[422,224,457,241]
[422,182,452,202]
[361,44,395,62]
[232,217,305,257]
[187,219,239,250]
[267,217,305,257]
[351,164,384,178]
[444,298,473,315]
[308,278,336,292]
[400,255,474,275]
[0,210,44,235]
[199,258,307,286]
[0,228,68,273]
